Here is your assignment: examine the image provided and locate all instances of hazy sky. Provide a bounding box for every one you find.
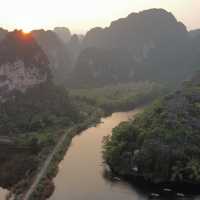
[0,0,199,33]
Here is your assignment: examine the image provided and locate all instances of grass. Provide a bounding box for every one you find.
[70,81,168,115]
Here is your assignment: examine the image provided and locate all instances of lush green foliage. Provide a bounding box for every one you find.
[103,79,200,184]
[0,82,79,135]
[0,147,38,189]
[70,81,167,115]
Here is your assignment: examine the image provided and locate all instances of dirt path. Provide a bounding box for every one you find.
[23,128,74,200]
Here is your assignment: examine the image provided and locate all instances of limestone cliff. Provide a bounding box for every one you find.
[0,30,50,100]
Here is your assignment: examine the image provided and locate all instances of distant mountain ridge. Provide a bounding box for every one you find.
[53,27,71,43]
[31,29,73,84]
[83,9,187,50]
[0,9,200,89]
[0,28,8,42]
[190,29,200,38]
[0,27,82,86]
[69,9,198,87]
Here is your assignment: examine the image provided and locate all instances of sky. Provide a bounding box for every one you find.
[0,0,199,33]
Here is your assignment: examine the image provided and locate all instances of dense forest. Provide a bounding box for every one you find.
[0,82,78,135]
[103,72,200,185]
[71,81,168,115]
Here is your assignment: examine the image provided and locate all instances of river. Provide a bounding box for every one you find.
[0,188,8,199]
[48,108,200,200]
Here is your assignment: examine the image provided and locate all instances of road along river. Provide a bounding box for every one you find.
[49,108,200,200]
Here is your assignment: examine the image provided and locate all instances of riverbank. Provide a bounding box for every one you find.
[103,79,200,198]
[49,110,143,200]
[7,108,102,200]
[47,107,200,200]
[27,112,103,200]
[26,105,151,200]
[114,172,200,196]
[12,102,151,199]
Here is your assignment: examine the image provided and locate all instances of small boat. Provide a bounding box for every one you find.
[132,167,138,172]
[113,177,121,181]
[163,188,172,192]
[149,193,160,198]
[176,193,185,197]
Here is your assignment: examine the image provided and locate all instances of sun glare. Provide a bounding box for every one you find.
[0,0,199,32]
[22,29,31,34]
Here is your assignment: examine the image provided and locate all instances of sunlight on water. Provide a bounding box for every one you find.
[49,109,149,200]
[49,107,200,200]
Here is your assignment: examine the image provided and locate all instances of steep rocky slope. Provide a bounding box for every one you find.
[0,30,50,100]
[0,28,8,42]
[190,29,200,38]
[32,30,72,84]
[53,27,71,43]
[0,30,78,135]
[68,34,82,66]
[69,9,196,87]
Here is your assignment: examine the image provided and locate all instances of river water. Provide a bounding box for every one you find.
[48,109,200,200]
[0,188,8,199]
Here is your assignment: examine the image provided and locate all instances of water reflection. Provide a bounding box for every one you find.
[102,168,200,200]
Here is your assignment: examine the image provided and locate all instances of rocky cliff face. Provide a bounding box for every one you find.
[190,29,200,38]
[0,30,50,100]
[70,9,196,87]
[83,9,188,51]
[53,27,71,43]
[0,28,8,42]
[68,34,82,65]
[190,30,200,73]
[0,30,79,135]
[32,30,72,84]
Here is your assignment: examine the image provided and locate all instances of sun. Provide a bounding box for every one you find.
[22,28,31,35]
[21,29,32,40]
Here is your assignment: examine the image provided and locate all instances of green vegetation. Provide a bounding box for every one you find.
[103,77,200,185]
[0,81,103,199]
[1,80,168,199]
[9,115,103,199]
[70,81,168,115]
[0,82,79,136]
[0,147,38,190]
[28,112,102,200]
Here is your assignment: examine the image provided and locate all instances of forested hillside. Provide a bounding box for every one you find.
[71,81,167,115]
[103,72,200,185]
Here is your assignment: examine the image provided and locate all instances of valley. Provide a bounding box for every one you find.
[0,5,199,200]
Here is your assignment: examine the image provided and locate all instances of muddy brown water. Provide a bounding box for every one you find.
[0,188,8,199]
[49,109,199,200]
